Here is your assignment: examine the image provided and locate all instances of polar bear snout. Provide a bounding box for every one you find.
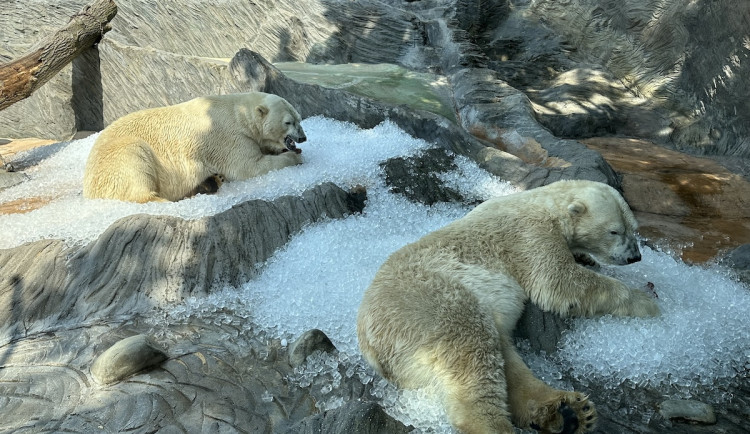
[626,251,642,264]
[611,240,641,265]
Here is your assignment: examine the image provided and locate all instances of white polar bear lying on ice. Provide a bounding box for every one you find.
[83,92,306,203]
[357,180,660,434]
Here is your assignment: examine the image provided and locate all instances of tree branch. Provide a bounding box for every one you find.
[0,0,118,111]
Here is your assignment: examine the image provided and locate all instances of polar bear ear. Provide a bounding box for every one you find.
[256,105,269,118]
[568,201,587,216]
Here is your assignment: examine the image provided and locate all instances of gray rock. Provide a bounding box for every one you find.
[285,400,413,434]
[0,182,365,336]
[381,148,465,206]
[0,171,27,190]
[529,0,750,157]
[659,399,717,424]
[288,329,337,368]
[514,304,569,354]
[723,244,750,270]
[90,334,168,385]
[720,244,750,285]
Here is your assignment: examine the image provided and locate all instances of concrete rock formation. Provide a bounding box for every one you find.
[90,334,168,385]
[1,1,749,433]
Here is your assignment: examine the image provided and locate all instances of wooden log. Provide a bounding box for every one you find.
[0,0,117,111]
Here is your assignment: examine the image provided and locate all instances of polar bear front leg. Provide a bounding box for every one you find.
[500,334,597,433]
[241,151,302,178]
[532,260,660,318]
[187,174,225,197]
[573,273,660,318]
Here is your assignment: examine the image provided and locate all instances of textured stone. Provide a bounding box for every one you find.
[514,304,569,354]
[288,329,337,368]
[286,401,414,434]
[90,334,168,385]
[381,148,465,206]
[721,244,750,285]
[0,171,26,190]
[659,399,717,424]
[529,0,750,157]
[583,137,750,263]
[723,244,750,270]
[0,182,365,339]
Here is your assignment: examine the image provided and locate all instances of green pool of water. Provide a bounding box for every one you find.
[275,62,456,122]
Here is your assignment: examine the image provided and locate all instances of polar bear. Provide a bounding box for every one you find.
[357,180,659,434]
[83,92,306,203]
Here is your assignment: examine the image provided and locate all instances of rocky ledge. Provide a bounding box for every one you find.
[1,1,749,433]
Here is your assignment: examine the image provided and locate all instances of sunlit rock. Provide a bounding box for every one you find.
[289,329,337,368]
[659,399,717,425]
[90,334,167,385]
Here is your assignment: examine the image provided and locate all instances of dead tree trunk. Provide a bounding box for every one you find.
[0,0,118,112]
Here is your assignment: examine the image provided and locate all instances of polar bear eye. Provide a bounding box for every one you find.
[284,121,292,125]
[609,230,620,235]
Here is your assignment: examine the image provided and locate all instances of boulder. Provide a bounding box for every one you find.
[289,329,337,368]
[721,244,750,284]
[90,334,168,385]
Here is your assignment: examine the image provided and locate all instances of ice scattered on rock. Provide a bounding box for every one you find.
[437,154,520,202]
[260,390,274,403]
[553,246,750,396]
[0,117,439,249]
[6,117,749,431]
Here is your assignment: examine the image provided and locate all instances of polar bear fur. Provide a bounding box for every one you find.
[357,180,660,434]
[83,92,306,203]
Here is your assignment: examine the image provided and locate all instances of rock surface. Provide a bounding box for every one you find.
[286,401,414,434]
[1,1,749,433]
[90,334,168,385]
[288,329,337,368]
[0,183,365,339]
[720,244,750,284]
[659,399,717,425]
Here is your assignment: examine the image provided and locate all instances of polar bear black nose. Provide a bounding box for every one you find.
[298,135,307,143]
[626,252,642,264]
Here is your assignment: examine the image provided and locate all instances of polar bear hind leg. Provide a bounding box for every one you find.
[428,334,515,434]
[500,333,597,433]
[360,278,515,433]
[87,137,168,203]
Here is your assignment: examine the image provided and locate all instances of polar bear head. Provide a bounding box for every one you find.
[565,182,641,266]
[255,94,307,154]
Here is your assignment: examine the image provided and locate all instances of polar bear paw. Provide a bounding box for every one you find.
[627,289,661,317]
[529,391,597,434]
[189,174,226,197]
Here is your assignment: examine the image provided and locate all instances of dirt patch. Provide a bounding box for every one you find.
[0,196,55,215]
[0,137,57,160]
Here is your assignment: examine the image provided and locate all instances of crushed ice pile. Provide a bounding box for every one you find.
[3,117,749,432]
[0,118,495,249]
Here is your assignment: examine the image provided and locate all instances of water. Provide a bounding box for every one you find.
[2,117,748,432]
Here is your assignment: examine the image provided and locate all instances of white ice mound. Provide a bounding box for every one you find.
[4,117,748,432]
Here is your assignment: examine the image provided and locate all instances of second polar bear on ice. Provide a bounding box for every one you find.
[83,92,306,203]
[357,180,660,434]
